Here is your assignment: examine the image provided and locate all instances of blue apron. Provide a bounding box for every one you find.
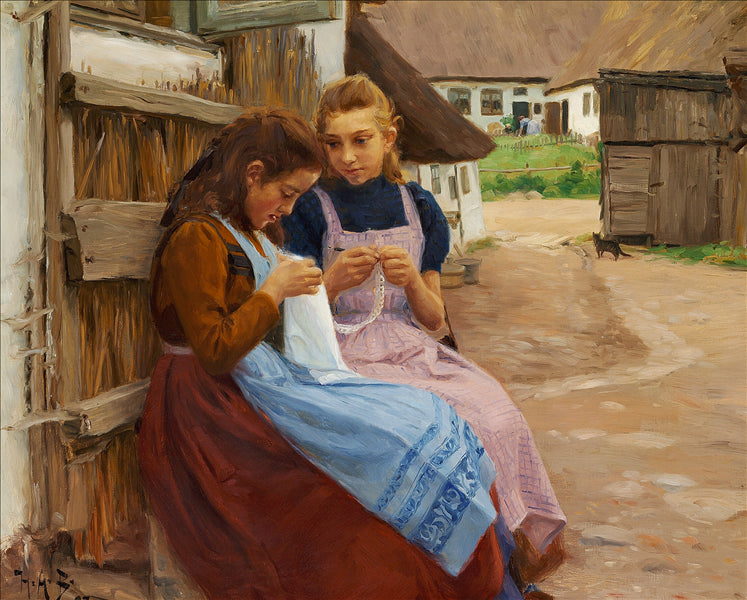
[218,216,499,576]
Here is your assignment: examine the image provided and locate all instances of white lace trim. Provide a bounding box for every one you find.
[333,263,386,334]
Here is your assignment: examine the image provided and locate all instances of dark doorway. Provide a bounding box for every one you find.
[545,102,561,135]
[512,101,529,121]
[561,100,569,134]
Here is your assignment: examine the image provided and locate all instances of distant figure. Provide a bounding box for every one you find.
[520,116,541,136]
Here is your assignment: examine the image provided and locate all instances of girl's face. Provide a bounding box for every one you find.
[323,107,396,186]
[244,163,320,229]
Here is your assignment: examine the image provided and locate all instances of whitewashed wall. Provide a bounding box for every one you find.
[406,161,486,249]
[1,0,41,548]
[70,4,345,95]
[432,80,547,132]
[71,24,221,86]
[297,12,346,87]
[546,84,600,139]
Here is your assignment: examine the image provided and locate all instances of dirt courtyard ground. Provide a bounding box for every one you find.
[443,198,747,600]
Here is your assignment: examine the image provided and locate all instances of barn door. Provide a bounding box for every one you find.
[605,146,653,238]
[650,144,720,245]
[545,102,561,135]
[34,3,221,578]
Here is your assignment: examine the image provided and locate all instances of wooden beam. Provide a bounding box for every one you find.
[599,69,729,93]
[4,379,150,442]
[11,0,64,23]
[61,200,166,281]
[62,379,150,440]
[60,71,244,125]
[38,0,76,536]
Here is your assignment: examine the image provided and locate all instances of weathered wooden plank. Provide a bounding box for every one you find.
[62,200,166,280]
[72,0,146,21]
[11,0,63,23]
[62,379,150,439]
[609,189,650,204]
[60,71,244,125]
[600,80,731,143]
[609,209,649,233]
[652,144,720,244]
[608,160,651,173]
[34,1,78,538]
[606,146,651,236]
[6,379,150,440]
[735,147,747,246]
[609,183,650,194]
[608,146,652,159]
[600,68,729,93]
[600,144,611,236]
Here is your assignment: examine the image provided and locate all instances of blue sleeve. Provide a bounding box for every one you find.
[406,182,450,273]
[282,189,327,267]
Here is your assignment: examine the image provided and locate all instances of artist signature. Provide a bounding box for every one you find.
[12,568,104,600]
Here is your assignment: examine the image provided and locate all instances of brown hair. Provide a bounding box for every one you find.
[314,74,405,184]
[163,107,324,243]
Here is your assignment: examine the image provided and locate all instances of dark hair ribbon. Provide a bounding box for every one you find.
[160,143,217,226]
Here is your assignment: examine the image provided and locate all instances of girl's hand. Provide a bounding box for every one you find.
[259,255,322,305]
[323,245,379,299]
[379,245,418,288]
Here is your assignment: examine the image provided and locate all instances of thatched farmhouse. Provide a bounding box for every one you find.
[548,0,747,247]
[360,0,608,138]
[346,4,496,247]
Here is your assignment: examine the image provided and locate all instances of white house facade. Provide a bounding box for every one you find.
[545,83,600,139]
[404,160,486,248]
[432,80,548,133]
[432,79,601,140]
[1,0,40,547]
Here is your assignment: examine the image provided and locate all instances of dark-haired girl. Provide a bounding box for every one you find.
[137,107,518,599]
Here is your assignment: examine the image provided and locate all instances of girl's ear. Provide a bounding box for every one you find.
[245,160,265,185]
[383,126,397,154]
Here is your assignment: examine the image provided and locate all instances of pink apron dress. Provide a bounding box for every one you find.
[316,184,566,553]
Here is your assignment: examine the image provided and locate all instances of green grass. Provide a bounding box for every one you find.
[479,137,601,200]
[465,236,496,253]
[645,242,747,268]
[481,135,598,170]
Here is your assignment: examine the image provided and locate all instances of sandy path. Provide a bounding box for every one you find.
[442,198,747,599]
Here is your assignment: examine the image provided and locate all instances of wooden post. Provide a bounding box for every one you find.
[30,0,77,539]
[21,1,47,535]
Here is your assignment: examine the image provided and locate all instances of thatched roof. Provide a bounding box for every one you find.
[360,0,608,81]
[345,11,495,163]
[546,1,747,93]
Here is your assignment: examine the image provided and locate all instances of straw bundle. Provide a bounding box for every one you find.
[78,280,161,400]
[224,26,321,119]
[68,432,147,566]
[73,107,220,203]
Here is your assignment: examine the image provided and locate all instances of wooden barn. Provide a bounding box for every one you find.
[1,0,344,595]
[0,1,501,596]
[547,0,747,247]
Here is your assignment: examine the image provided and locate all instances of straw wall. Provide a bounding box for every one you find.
[67,107,221,565]
[223,26,321,120]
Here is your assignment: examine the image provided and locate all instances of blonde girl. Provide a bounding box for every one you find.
[283,75,567,593]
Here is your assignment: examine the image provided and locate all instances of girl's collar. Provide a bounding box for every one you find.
[338,173,388,191]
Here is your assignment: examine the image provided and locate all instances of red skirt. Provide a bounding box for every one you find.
[137,354,507,600]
